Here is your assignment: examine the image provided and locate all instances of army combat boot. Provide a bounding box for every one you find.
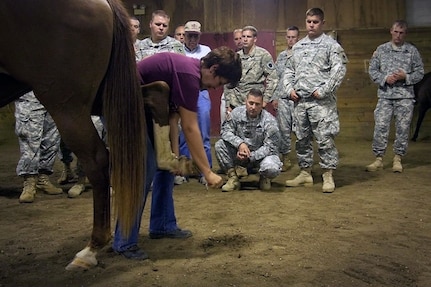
[285,168,313,187]
[322,169,335,193]
[366,156,383,171]
[57,162,77,185]
[259,175,271,191]
[37,174,63,195]
[222,168,240,192]
[19,175,37,203]
[392,155,403,173]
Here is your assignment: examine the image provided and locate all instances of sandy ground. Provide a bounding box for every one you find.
[0,125,431,287]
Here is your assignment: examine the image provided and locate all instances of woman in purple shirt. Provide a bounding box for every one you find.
[113,46,241,260]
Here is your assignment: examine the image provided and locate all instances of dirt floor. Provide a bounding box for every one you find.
[0,123,431,287]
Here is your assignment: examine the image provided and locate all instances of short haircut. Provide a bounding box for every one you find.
[287,25,299,33]
[242,25,258,37]
[306,8,324,20]
[392,20,408,31]
[152,10,170,21]
[233,28,242,34]
[201,46,242,88]
[247,88,263,99]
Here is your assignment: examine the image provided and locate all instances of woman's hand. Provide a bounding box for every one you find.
[205,172,223,189]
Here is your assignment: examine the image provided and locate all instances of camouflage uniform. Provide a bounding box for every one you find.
[224,46,278,108]
[369,42,424,157]
[137,36,185,59]
[283,33,347,169]
[273,48,294,155]
[215,106,282,179]
[134,39,142,62]
[15,91,60,176]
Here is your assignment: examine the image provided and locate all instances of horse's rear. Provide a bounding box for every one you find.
[0,0,145,269]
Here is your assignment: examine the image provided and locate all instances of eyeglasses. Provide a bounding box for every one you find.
[176,33,185,36]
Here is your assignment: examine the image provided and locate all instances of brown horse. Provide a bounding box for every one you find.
[412,72,431,141]
[0,0,146,270]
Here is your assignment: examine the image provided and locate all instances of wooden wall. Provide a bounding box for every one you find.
[124,0,407,34]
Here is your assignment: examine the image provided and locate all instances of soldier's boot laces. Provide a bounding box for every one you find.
[285,169,313,187]
[57,162,77,185]
[37,174,63,195]
[259,176,271,190]
[366,156,383,172]
[19,175,37,203]
[222,168,240,192]
[322,169,335,193]
[392,155,403,173]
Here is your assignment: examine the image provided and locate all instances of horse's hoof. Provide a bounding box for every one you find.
[177,156,200,176]
[65,257,97,271]
[65,246,98,271]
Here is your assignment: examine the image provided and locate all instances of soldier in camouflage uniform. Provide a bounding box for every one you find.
[130,17,142,61]
[15,91,63,203]
[137,9,185,173]
[137,10,185,61]
[215,88,282,192]
[366,20,424,173]
[284,8,347,193]
[223,25,278,179]
[224,25,278,111]
[272,25,300,172]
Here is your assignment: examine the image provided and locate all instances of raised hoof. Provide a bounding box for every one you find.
[178,156,200,176]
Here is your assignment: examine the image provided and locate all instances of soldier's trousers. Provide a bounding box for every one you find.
[372,98,414,157]
[292,98,339,170]
[276,98,294,155]
[15,93,61,176]
[215,139,281,179]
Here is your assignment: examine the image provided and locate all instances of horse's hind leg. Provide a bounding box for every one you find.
[50,113,111,270]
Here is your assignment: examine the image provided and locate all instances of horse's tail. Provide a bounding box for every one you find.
[104,0,146,236]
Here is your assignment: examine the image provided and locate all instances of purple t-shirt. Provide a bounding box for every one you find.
[137,53,201,112]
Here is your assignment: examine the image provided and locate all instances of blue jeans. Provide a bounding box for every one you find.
[179,90,212,167]
[112,136,178,252]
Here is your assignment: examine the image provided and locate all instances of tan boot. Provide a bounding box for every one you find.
[153,121,179,171]
[285,168,313,187]
[281,154,292,172]
[235,166,248,178]
[259,175,271,191]
[366,156,383,171]
[19,175,37,203]
[37,174,63,195]
[322,169,335,193]
[222,168,240,192]
[57,162,77,185]
[392,155,403,173]
[68,177,86,198]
